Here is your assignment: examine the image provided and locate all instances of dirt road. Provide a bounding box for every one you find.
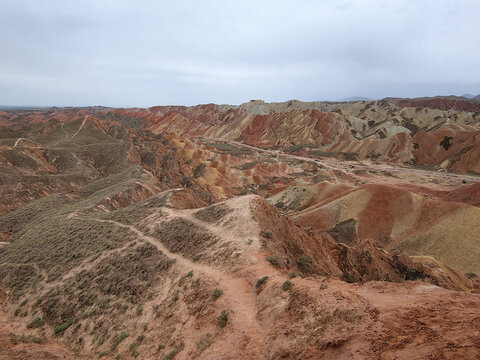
[201,138,480,183]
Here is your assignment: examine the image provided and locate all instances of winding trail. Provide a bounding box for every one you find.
[53,124,69,145]
[201,138,480,183]
[71,116,88,139]
[13,138,26,147]
[60,124,69,139]
[95,218,265,356]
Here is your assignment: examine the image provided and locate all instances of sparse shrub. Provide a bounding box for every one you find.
[466,272,478,278]
[173,290,179,302]
[129,342,137,354]
[247,238,253,245]
[54,317,74,336]
[342,272,354,283]
[18,334,27,343]
[297,255,312,272]
[217,310,229,328]
[158,344,165,351]
[31,335,44,344]
[196,333,212,352]
[282,280,293,291]
[186,270,193,277]
[164,340,185,360]
[120,305,128,314]
[288,271,298,279]
[98,352,108,358]
[255,276,269,288]
[212,288,223,300]
[137,335,145,343]
[319,284,328,290]
[20,299,28,307]
[266,255,281,267]
[97,328,109,346]
[27,317,44,329]
[135,304,143,315]
[143,324,147,332]
[261,230,272,239]
[111,333,129,350]
[114,355,121,360]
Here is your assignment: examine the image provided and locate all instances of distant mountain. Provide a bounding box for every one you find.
[461,94,476,99]
[339,96,372,102]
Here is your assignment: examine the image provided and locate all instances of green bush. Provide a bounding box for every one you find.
[466,272,478,278]
[27,317,44,329]
[111,332,129,350]
[212,288,223,300]
[164,341,184,360]
[217,310,229,328]
[196,333,212,352]
[282,280,293,291]
[266,255,281,267]
[135,304,143,315]
[255,276,269,288]
[297,255,312,272]
[261,230,273,239]
[54,317,74,336]
[186,270,193,277]
[129,342,137,354]
[288,271,298,279]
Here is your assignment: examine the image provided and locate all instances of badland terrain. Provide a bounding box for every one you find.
[0,95,479,359]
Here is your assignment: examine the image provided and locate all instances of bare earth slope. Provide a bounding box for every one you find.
[0,98,479,359]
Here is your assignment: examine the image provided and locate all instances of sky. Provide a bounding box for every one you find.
[0,0,479,107]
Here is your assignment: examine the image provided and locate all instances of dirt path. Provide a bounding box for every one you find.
[13,138,26,147]
[60,124,69,140]
[71,116,88,139]
[53,124,70,146]
[97,218,265,356]
[161,206,251,250]
[202,138,480,183]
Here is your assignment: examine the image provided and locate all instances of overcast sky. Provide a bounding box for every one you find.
[0,0,479,107]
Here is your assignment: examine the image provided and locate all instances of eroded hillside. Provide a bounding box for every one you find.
[0,98,479,359]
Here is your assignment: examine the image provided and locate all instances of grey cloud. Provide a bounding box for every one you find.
[0,0,479,106]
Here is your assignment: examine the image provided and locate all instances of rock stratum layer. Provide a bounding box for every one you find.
[0,96,479,359]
